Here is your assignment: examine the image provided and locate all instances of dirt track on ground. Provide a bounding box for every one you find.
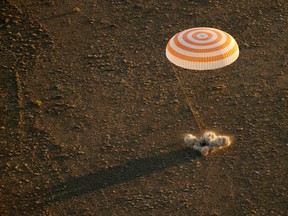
[1,0,288,215]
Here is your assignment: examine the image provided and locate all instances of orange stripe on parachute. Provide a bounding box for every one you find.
[174,31,232,53]
[167,42,238,63]
[182,28,222,46]
[192,31,213,41]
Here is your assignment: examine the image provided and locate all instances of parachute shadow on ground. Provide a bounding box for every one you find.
[24,148,199,210]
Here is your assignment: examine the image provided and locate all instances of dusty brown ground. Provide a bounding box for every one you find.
[1,0,287,215]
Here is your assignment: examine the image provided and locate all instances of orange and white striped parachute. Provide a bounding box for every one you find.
[166,27,239,70]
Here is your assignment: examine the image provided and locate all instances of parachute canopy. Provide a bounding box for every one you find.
[166,27,239,70]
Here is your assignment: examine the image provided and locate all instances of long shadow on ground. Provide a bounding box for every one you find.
[24,148,199,209]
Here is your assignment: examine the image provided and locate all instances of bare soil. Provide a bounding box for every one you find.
[1,0,288,215]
